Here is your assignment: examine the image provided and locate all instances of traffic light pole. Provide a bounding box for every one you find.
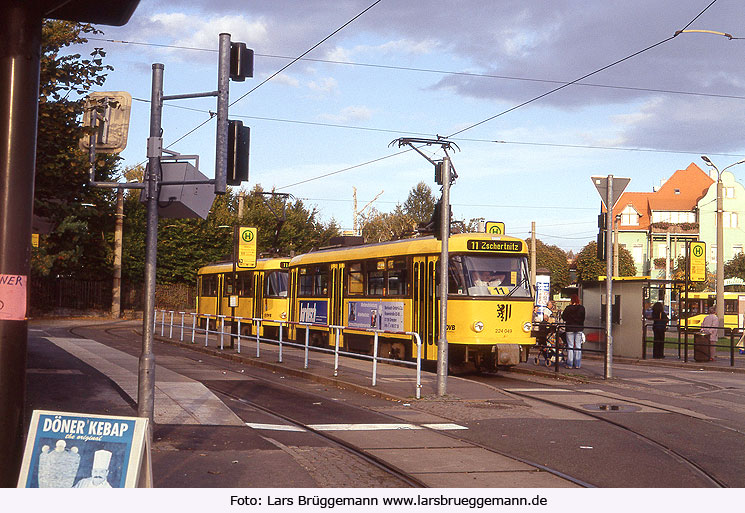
[139,63,164,440]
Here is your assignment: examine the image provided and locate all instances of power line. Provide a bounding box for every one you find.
[135,96,745,160]
[230,0,383,108]
[275,1,732,189]
[147,0,383,155]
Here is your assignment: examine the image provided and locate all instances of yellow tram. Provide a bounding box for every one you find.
[196,258,290,339]
[287,233,534,371]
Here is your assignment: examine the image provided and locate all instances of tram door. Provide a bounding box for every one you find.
[413,256,438,361]
[329,263,345,347]
[253,272,264,336]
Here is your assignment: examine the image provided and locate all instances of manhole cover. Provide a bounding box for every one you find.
[582,403,640,413]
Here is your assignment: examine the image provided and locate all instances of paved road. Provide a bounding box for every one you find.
[20,318,745,489]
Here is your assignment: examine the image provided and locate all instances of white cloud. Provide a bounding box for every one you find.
[319,106,373,123]
[307,77,339,95]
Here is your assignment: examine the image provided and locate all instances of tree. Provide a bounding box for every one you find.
[575,241,637,282]
[526,238,570,295]
[121,184,340,285]
[359,182,437,242]
[32,20,120,279]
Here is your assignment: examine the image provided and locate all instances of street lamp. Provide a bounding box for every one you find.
[700,155,745,333]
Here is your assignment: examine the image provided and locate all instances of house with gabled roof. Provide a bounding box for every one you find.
[611,163,715,277]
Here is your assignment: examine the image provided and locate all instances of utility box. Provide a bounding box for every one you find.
[140,162,215,219]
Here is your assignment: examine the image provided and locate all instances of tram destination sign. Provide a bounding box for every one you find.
[467,240,523,252]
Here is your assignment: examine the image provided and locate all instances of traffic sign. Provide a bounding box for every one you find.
[237,227,257,268]
[689,241,706,282]
[591,176,630,209]
[484,221,505,235]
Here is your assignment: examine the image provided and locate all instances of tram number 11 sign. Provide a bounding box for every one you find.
[689,241,706,282]
[238,227,257,269]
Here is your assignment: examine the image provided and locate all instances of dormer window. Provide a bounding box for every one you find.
[674,188,680,195]
[620,205,640,226]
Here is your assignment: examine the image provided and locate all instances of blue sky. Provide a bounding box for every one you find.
[74,0,745,252]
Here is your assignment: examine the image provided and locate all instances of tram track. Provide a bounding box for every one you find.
[61,321,593,488]
[467,372,740,487]
[61,320,742,487]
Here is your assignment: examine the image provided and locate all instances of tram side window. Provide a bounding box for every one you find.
[201,274,218,297]
[265,271,288,297]
[348,263,364,295]
[725,299,737,315]
[238,272,253,297]
[387,259,409,296]
[299,266,328,297]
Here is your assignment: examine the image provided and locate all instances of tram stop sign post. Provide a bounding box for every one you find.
[591,175,630,380]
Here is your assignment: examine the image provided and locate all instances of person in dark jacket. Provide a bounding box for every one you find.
[651,302,668,359]
[561,294,585,368]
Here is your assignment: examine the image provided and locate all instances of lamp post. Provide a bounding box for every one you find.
[700,156,745,333]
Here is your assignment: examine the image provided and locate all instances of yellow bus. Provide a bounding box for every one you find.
[287,233,534,371]
[682,291,741,333]
[196,258,290,339]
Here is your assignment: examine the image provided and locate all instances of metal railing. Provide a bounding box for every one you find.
[155,310,423,399]
[643,322,743,366]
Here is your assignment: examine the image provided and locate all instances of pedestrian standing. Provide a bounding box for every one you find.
[651,302,668,359]
[561,294,585,369]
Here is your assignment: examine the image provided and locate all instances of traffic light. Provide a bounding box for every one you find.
[227,120,250,186]
[597,212,606,261]
[230,42,254,81]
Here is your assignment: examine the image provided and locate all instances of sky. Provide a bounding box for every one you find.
[71,0,745,252]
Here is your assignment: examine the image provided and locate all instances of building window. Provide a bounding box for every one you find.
[656,243,667,259]
[620,205,639,226]
[724,212,738,228]
[725,187,735,199]
[733,245,744,256]
[633,244,643,263]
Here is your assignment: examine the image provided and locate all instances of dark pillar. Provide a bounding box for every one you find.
[0,3,42,486]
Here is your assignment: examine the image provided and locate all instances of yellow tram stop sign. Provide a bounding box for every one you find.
[484,221,505,235]
[689,241,706,282]
[238,227,257,268]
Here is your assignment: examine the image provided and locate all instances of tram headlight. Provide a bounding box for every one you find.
[522,321,532,333]
[472,321,484,333]
[281,312,287,319]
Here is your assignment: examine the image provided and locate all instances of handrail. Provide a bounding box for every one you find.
[157,310,423,398]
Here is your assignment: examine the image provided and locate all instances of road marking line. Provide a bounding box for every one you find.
[422,423,468,430]
[503,388,570,392]
[246,422,469,432]
[309,423,421,431]
[246,423,306,432]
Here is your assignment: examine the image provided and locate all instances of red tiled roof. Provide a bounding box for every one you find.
[611,163,713,231]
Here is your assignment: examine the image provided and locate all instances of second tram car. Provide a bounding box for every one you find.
[196,258,290,339]
[287,233,534,371]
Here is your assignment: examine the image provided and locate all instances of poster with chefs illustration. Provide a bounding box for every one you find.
[17,410,150,488]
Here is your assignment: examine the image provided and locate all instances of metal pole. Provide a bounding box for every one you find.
[139,63,163,434]
[530,221,536,290]
[214,33,230,194]
[0,3,41,486]
[716,175,724,336]
[436,157,451,396]
[604,175,614,379]
[111,187,124,317]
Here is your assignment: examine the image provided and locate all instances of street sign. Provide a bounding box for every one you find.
[79,92,132,154]
[238,227,257,269]
[591,176,631,209]
[484,221,505,235]
[689,241,706,282]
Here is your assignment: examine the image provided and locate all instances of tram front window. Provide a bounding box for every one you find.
[448,254,531,298]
